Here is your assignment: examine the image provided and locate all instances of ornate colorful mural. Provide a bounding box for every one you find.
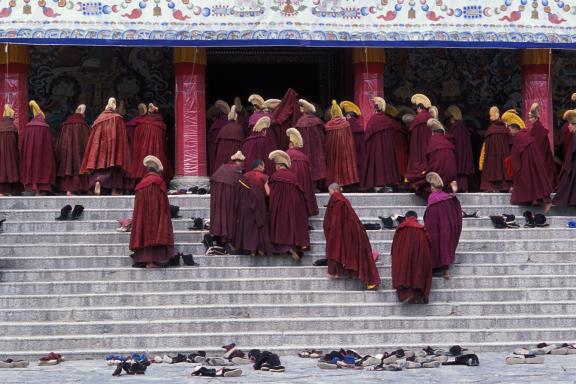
[0,1,575,47]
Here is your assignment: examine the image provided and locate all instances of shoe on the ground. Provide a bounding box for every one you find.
[530,343,557,355]
[55,205,72,221]
[112,363,123,376]
[268,365,285,373]
[38,352,63,366]
[361,356,381,367]
[505,354,544,365]
[216,367,242,377]
[153,355,163,363]
[401,361,421,369]
[422,361,441,368]
[70,205,84,220]
[317,361,337,369]
[191,366,216,377]
[162,355,173,364]
[171,354,187,364]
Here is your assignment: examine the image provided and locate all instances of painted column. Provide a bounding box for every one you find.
[521,49,553,150]
[0,44,29,133]
[172,47,208,189]
[352,48,385,126]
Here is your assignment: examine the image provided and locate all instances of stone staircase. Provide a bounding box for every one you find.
[0,193,575,359]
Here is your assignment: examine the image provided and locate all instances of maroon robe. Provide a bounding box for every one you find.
[287,148,319,216]
[530,120,557,189]
[55,113,90,193]
[232,170,273,255]
[0,117,22,195]
[295,113,326,182]
[406,110,432,176]
[510,130,553,205]
[562,122,571,173]
[128,113,172,183]
[80,109,129,190]
[323,191,380,286]
[349,115,365,179]
[424,191,462,272]
[391,216,432,303]
[268,167,310,252]
[448,121,474,192]
[241,132,276,176]
[554,130,576,206]
[361,111,401,188]
[248,110,270,129]
[324,117,359,187]
[20,115,56,192]
[207,114,228,175]
[125,114,146,152]
[392,118,409,179]
[481,121,512,192]
[129,172,174,265]
[270,88,302,150]
[214,120,245,172]
[210,162,243,243]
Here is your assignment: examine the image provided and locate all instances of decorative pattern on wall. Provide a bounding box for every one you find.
[1,1,575,46]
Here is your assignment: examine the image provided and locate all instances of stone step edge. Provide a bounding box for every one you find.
[3,313,576,327]
[1,300,574,313]
[1,286,573,300]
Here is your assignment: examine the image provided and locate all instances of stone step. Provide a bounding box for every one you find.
[1,301,573,322]
[2,204,574,221]
[3,216,573,232]
[0,287,574,309]
[1,263,575,282]
[0,193,521,210]
[1,238,575,256]
[1,251,575,269]
[0,275,573,295]
[0,327,573,352]
[2,314,576,337]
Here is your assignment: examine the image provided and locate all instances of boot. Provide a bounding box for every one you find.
[523,210,535,228]
[70,205,84,220]
[55,205,72,221]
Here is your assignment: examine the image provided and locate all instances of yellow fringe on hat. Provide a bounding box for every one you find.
[253,116,270,133]
[331,100,343,118]
[385,104,398,118]
[3,104,14,119]
[410,93,432,109]
[502,110,526,129]
[286,127,303,148]
[426,172,444,188]
[445,105,463,121]
[29,100,44,118]
[339,101,361,116]
[372,97,386,112]
[268,150,291,168]
[489,106,500,121]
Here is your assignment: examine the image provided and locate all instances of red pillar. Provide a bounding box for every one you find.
[0,44,29,133]
[172,47,207,188]
[353,48,385,126]
[522,49,553,150]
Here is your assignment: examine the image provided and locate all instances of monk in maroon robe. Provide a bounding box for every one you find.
[0,105,22,195]
[325,101,358,187]
[340,101,364,180]
[390,107,409,182]
[247,94,271,136]
[361,97,401,190]
[207,100,230,175]
[232,160,274,256]
[323,183,380,289]
[406,94,433,177]
[286,128,319,216]
[503,111,553,210]
[528,103,557,189]
[129,156,174,268]
[445,106,474,192]
[56,105,90,195]
[391,211,432,303]
[267,150,310,261]
[554,110,576,207]
[210,151,244,246]
[562,121,572,174]
[270,88,302,150]
[80,97,129,195]
[214,105,245,172]
[423,172,462,280]
[128,104,172,184]
[480,107,512,192]
[20,101,56,194]
[295,99,326,183]
[242,116,276,176]
[125,103,148,152]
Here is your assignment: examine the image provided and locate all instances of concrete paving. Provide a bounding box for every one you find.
[1,354,576,384]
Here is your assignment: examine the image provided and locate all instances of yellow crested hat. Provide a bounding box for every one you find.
[3,104,14,119]
[330,100,343,118]
[502,110,526,129]
[426,172,444,188]
[445,105,463,121]
[529,102,539,119]
[563,109,576,124]
[339,101,361,116]
[230,150,245,161]
[228,105,238,121]
[29,100,45,118]
[489,106,500,121]
[253,116,270,133]
[299,99,316,114]
[385,104,399,118]
[268,150,291,168]
[214,100,230,115]
[410,93,432,109]
[143,155,163,172]
[372,97,386,112]
[248,94,264,109]
[286,127,303,148]
[427,118,445,133]
[263,99,281,111]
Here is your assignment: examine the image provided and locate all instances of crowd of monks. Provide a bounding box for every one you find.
[0,98,170,197]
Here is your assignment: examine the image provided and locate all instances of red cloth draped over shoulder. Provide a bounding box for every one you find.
[56,113,90,178]
[0,117,21,189]
[529,120,557,189]
[210,163,243,242]
[361,111,401,188]
[391,216,432,303]
[129,172,173,251]
[392,118,409,179]
[80,109,129,174]
[349,116,365,179]
[241,132,276,176]
[424,191,462,271]
[295,113,326,182]
[268,168,310,250]
[269,88,302,150]
[214,120,245,172]
[324,117,358,186]
[481,121,511,191]
[406,110,432,175]
[509,130,553,205]
[323,191,381,286]
[287,148,319,216]
[128,113,172,182]
[19,115,56,189]
[554,132,576,206]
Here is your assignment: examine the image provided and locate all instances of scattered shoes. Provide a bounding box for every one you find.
[0,359,29,368]
[363,223,381,230]
[170,205,182,219]
[462,211,479,219]
[378,216,396,230]
[505,354,544,365]
[55,205,84,221]
[38,352,64,366]
[182,253,200,266]
[116,218,133,232]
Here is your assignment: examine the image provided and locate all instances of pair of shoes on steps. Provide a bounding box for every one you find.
[506,353,543,365]
[55,205,84,221]
[0,359,29,368]
[38,352,64,366]
[260,363,285,372]
[191,366,242,377]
